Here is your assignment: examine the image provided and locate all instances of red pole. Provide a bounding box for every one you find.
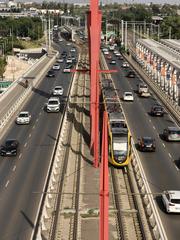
[99,111,109,240]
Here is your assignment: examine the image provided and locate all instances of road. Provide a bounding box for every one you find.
[106,52,180,240]
[0,41,76,239]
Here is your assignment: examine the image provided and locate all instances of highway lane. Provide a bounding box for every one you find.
[105,52,180,240]
[0,42,76,239]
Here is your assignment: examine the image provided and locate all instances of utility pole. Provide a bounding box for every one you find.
[48,15,51,52]
[169,26,172,39]
[125,21,127,51]
[121,19,124,47]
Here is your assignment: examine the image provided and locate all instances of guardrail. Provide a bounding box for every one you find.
[100,52,168,240]
[31,52,81,240]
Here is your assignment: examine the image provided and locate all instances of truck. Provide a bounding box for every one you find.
[137,83,150,97]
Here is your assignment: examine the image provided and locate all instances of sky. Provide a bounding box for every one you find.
[14,0,180,4]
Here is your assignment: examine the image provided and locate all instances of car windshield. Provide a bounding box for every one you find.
[143,138,153,144]
[113,150,127,156]
[55,87,62,90]
[125,93,132,96]
[5,140,16,146]
[19,113,28,118]
[170,130,180,135]
[171,199,180,204]
[49,101,58,105]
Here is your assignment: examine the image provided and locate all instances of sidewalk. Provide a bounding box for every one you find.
[3,55,32,81]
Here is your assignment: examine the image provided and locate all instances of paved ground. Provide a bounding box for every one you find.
[3,55,32,81]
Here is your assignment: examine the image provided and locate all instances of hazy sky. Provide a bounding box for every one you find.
[14,0,180,4]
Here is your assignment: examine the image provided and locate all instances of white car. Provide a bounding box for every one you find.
[52,86,64,96]
[16,111,31,124]
[70,48,76,52]
[162,190,180,213]
[46,97,60,112]
[103,51,109,55]
[115,52,121,56]
[56,58,64,63]
[66,58,73,64]
[66,42,71,46]
[122,61,129,68]
[123,92,134,101]
[52,64,60,70]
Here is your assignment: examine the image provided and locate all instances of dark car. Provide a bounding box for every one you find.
[126,70,136,78]
[0,139,19,156]
[138,137,156,152]
[151,104,164,117]
[46,70,55,77]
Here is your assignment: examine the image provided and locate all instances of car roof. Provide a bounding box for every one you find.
[124,92,132,94]
[49,97,59,101]
[54,86,63,89]
[167,191,180,199]
[19,111,29,114]
[167,126,180,131]
[142,137,153,141]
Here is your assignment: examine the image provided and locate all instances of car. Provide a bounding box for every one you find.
[150,104,164,117]
[110,59,116,65]
[126,70,136,78]
[52,63,60,70]
[138,137,156,152]
[46,70,55,77]
[16,111,31,125]
[123,92,134,101]
[118,55,123,60]
[61,51,67,58]
[103,51,109,55]
[70,47,76,52]
[58,38,63,42]
[162,190,180,213]
[63,64,73,73]
[0,139,19,156]
[66,58,73,64]
[46,97,60,112]
[66,42,71,46]
[52,86,64,96]
[113,50,119,54]
[56,58,64,63]
[115,52,121,57]
[163,126,180,142]
[122,61,129,68]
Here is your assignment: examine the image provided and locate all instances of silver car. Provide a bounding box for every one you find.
[163,126,180,142]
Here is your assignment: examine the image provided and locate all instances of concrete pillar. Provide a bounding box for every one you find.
[160,60,164,88]
[152,55,157,80]
[157,58,161,85]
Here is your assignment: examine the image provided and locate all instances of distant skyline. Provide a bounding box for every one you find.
[11,0,180,5]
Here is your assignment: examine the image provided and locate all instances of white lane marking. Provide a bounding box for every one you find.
[168,153,172,159]
[12,165,16,171]
[149,119,151,122]
[162,143,165,148]
[36,119,39,122]
[5,180,9,188]
[39,112,42,115]
[153,126,155,130]
[19,153,22,159]
[32,125,35,129]
[24,142,27,147]
[29,133,32,138]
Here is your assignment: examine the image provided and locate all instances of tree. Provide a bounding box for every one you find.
[0,57,6,80]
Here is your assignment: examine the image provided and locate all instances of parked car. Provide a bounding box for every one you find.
[46,97,60,112]
[163,126,180,141]
[66,58,73,64]
[46,70,55,77]
[52,86,64,96]
[123,92,134,101]
[162,190,180,213]
[56,58,64,63]
[126,70,136,78]
[0,139,19,156]
[70,47,76,52]
[52,63,60,70]
[150,104,164,117]
[16,111,31,125]
[138,137,156,152]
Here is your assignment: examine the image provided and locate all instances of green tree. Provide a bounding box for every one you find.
[0,57,6,80]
